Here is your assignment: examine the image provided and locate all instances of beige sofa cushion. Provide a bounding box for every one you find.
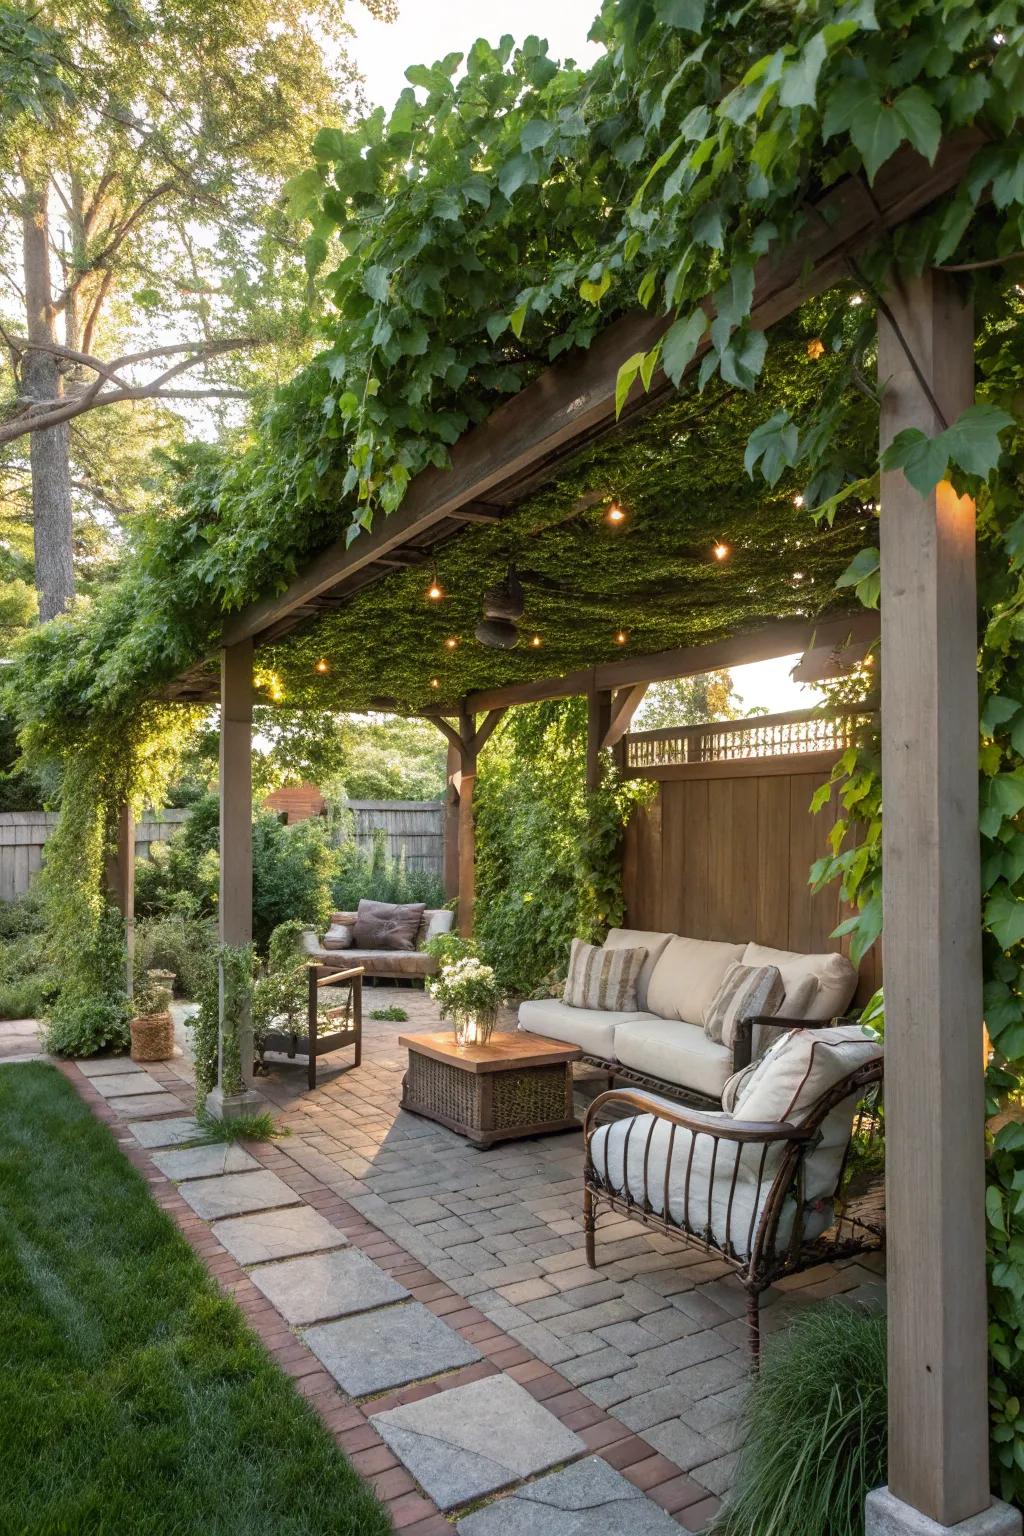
[321,923,354,950]
[602,928,674,1011]
[741,942,857,1020]
[646,937,745,1026]
[613,1018,734,1101]
[704,962,784,1048]
[519,998,656,1060]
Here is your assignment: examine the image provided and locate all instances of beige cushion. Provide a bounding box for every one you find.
[613,1019,733,1100]
[730,1023,882,1125]
[519,998,656,1059]
[353,899,425,951]
[331,911,358,926]
[321,923,353,950]
[602,928,674,1011]
[564,938,647,1012]
[741,942,857,1021]
[704,962,784,1048]
[419,908,455,947]
[646,937,745,1026]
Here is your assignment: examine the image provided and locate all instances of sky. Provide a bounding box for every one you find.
[352,0,602,112]
[350,2,817,718]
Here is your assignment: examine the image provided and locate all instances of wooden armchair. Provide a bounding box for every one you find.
[260,962,363,1089]
[582,1027,883,1363]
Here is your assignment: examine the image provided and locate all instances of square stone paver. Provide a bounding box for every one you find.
[151,1144,258,1180]
[107,1092,183,1117]
[177,1169,301,1220]
[75,1057,146,1077]
[249,1246,407,1324]
[370,1373,585,1509]
[306,1300,479,1395]
[455,1457,683,1535]
[90,1071,166,1097]
[212,1206,348,1265]
[127,1116,204,1148]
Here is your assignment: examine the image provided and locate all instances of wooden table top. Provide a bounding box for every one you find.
[399,1029,583,1074]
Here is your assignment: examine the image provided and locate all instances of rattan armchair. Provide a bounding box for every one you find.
[582,1034,883,1363]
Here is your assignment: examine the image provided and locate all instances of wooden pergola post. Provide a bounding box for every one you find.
[208,639,260,1118]
[428,702,507,938]
[866,273,1019,1534]
[104,801,135,996]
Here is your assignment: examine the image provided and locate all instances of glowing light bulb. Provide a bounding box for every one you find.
[426,578,444,601]
[614,629,628,645]
[430,677,440,689]
[793,494,805,508]
[713,542,729,561]
[444,637,459,650]
[806,338,825,360]
[530,634,542,648]
[314,658,329,674]
[605,502,627,526]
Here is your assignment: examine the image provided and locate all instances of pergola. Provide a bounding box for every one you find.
[121,129,1014,1534]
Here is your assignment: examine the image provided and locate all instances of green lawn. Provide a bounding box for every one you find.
[0,1063,392,1536]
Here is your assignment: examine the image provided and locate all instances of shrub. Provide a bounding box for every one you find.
[710,1303,887,1536]
[135,912,217,1000]
[332,827,444,912]
[0,976,53,1020]
[42,904,131,1058]
[0,896,59,1019]
[44,996,130,1057]
[252,813,337,949]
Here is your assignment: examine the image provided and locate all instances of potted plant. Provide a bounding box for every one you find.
[129,976,174,1062]
[428,956,503,1048]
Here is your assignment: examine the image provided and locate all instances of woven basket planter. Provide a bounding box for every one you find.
[130,1011,174,1062]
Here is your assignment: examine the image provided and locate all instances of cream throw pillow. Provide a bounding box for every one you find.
[563,938,648,1012]
[726,1024,882,1125]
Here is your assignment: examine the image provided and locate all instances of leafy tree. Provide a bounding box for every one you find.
[636,669,743,730]
[0,0,395,617]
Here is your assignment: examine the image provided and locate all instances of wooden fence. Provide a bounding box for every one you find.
[0,800,444,900]
[620,708,881,1004]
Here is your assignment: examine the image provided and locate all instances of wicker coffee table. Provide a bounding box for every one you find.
[399,1030,583,1148]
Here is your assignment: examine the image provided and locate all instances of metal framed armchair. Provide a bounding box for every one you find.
[583,1023,884,1363]
[260,962,363,1089]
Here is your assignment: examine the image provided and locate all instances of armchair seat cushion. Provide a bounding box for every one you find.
[613,1019,733,1101]
[518,999,657,1060]
[589,1111,819,1260]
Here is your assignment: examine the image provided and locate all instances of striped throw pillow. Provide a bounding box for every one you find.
[704,962,785,1049]
[563,939,648,1012]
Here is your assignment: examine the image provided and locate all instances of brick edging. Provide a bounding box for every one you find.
[58,1061,720,1533]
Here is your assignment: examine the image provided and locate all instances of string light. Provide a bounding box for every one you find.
[793,494,805,508]
[614,629,628,645]
[444,637,459,650]
[713,542,729,561]
[314,658,329,674]
[530,634,543,648]
[430,677,440,689]
[426,577,444,601]
[806,338,825,360]
[605,502,627,526]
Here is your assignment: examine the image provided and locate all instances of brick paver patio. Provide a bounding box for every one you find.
[0,995,885,1532]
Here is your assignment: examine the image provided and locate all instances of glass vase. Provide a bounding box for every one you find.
[452,1011,496,1048]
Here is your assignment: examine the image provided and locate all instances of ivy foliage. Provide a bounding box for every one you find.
[474,700,653,995]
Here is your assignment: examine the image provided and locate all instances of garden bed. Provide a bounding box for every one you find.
[0,1063,391,1536]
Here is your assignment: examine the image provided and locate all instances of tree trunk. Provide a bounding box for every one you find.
[21,174,74,621]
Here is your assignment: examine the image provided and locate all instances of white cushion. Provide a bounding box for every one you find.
[646,936,745,1026]
[421,908,454,945]
[518,998,657,1059]
[589,1112,817,1260]
[602,928,674,1012]
[613,1019,733,1100]
[741,942,857,1021]
[732,1024,881,1125]
[321,923,353,950]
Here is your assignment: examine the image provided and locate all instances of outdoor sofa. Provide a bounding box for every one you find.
[301,903,454,982]
[517,928,859,1104]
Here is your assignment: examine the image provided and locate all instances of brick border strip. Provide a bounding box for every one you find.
[58,1060,721,1534]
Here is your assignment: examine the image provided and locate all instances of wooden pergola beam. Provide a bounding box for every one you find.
[462,610,880,714]
[217,136,980,653]
[423,704,508,936]
[603,684,649,750]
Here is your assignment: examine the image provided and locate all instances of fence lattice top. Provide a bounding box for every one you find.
[624,708,875,772]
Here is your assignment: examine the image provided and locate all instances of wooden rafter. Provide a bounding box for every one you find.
[216,134,982,654]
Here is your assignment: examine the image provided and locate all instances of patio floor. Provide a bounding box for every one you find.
[0,995,885,1532]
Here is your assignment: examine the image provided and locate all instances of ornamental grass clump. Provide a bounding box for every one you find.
[711,1302,887,1536]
